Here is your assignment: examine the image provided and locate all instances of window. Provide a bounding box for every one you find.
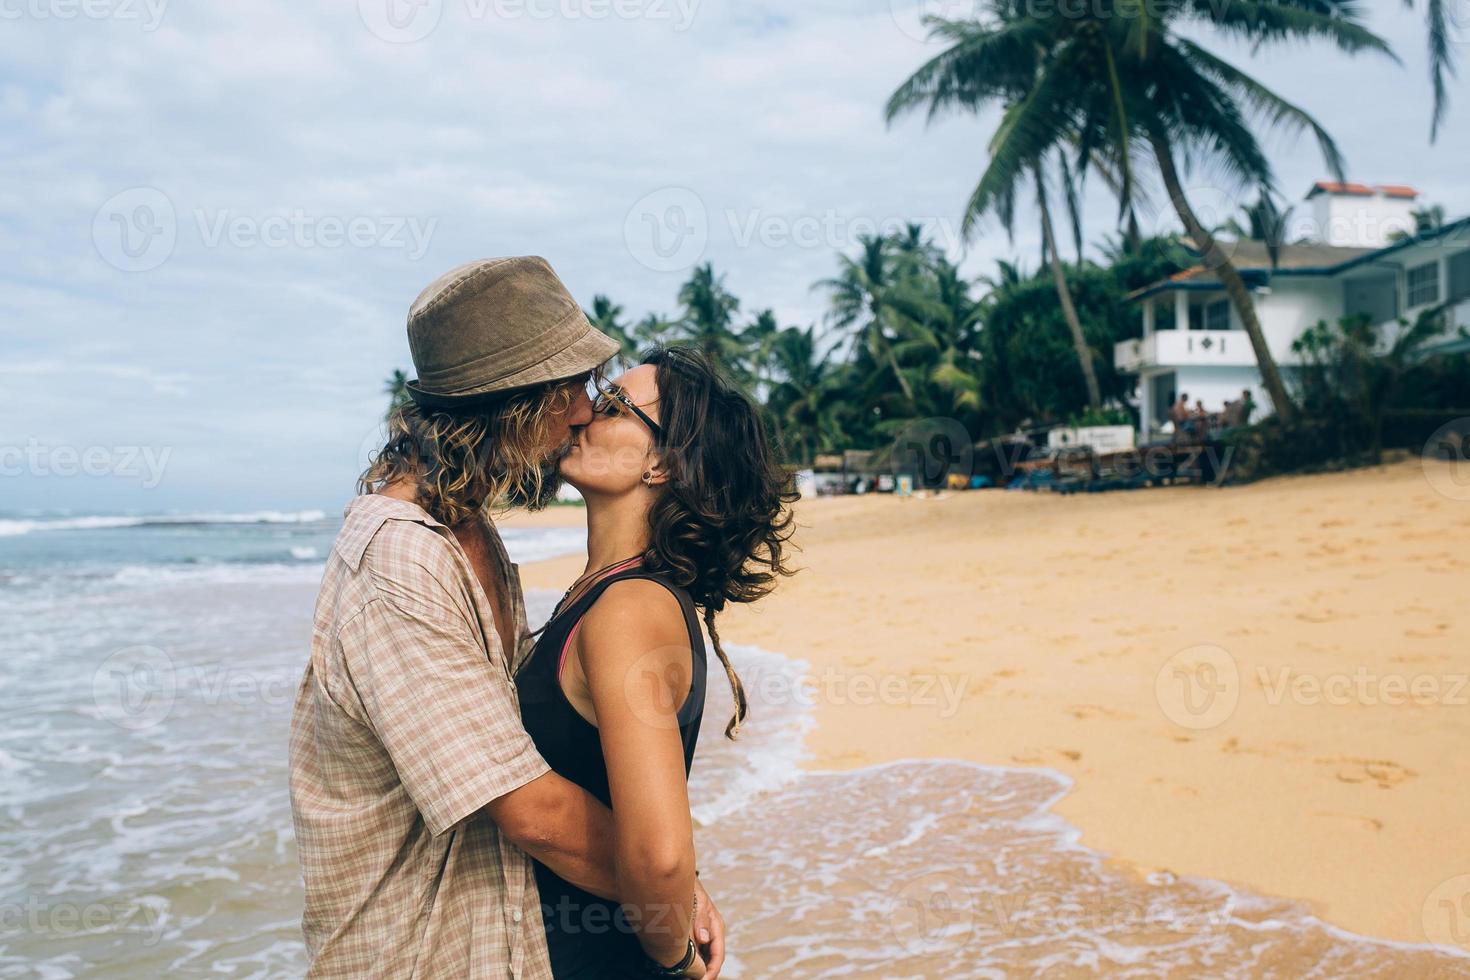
[1188,299,1231,331]
[1449,251,1470,302]
[1344,274,1398,324]
[1407,261,1441,307]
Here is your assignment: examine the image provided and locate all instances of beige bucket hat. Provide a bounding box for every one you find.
[404,256,619,408]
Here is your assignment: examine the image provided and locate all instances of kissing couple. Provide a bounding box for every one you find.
[289,256,797,978]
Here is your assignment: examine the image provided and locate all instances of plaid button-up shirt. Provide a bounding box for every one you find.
[289,494,554,979]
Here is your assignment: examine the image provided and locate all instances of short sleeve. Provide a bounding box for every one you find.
[338,594,550,836]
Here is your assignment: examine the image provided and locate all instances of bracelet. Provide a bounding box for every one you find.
[645,938,696,978]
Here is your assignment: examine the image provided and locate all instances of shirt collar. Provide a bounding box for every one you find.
[334,493,446,571]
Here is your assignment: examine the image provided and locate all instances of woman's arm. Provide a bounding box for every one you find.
[576,579,702,972]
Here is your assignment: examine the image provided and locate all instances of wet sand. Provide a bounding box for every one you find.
[509,459,1470,950]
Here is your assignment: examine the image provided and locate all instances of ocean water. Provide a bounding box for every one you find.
[1,512,1467,978]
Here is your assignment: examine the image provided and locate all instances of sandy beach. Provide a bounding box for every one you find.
[509,459,1470,950]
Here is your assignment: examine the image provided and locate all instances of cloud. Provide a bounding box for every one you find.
[2,0,1465,510]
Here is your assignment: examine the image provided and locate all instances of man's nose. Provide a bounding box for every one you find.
[567,389,595,426]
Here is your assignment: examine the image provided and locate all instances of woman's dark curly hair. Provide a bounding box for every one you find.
[639,345,799,738]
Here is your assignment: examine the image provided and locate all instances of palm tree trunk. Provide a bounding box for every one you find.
[869,299,917,404]
[1149,135,1295,424]
[1037,172,1102,409]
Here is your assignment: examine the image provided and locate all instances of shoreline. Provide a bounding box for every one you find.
[507,460,1470,949]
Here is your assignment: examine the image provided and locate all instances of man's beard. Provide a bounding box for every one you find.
[508,434,574,510]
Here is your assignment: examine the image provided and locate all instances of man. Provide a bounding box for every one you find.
[289,256,724,979]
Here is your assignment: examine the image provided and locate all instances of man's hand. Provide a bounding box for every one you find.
[691,879,725,979]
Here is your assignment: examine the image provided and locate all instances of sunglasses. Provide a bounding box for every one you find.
[590,380,663,439]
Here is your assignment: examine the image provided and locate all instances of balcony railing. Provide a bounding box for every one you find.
[1114,330,1260,372]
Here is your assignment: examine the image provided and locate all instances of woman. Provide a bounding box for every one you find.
[515,346,797,978]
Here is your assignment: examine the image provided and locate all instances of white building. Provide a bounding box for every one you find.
[1117,182,1470,441]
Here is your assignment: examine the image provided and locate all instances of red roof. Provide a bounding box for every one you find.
[1308,181,1420,200]
[1376,184,1420,199]
[1310,181,1374,197]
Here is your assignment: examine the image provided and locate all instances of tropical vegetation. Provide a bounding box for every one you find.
[380,4,1462,480]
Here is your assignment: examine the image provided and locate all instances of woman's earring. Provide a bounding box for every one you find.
[642,471,653,486]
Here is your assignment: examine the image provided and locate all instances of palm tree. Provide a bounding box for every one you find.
[904,255,985,415]
[585,295,638,369]
[765,325,844,463]
[384,369,410,416]
[814,234,919,405]
[887,32,1104,408]
[1222,192,1294,269]
[675,263,746,379]
[894,3,1397,424]
[742,308,783,396]
[633,312,678,349]
[1404,0,1456,142]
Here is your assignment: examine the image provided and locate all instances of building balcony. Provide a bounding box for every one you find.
[1114,330,1261,373]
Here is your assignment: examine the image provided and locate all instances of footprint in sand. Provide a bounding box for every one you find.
[1294,608,1341,624]
[1390,653,1444,664]
[1313,811,1384,832]
[1317,757,1417,789]
[1067,704,1136,722]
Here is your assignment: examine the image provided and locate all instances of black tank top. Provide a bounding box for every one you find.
[514,565,707,978]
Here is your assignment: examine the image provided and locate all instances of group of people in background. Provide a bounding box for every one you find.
[1169,389,1255,443]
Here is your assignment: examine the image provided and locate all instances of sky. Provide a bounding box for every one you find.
[3,0,1467,514]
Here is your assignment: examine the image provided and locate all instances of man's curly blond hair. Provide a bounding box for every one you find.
[357,378,584,526]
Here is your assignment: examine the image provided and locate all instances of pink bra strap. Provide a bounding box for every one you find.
[556,557,643,679]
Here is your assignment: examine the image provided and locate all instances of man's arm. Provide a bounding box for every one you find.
[488,779,727,978]
[483,771,618,899]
